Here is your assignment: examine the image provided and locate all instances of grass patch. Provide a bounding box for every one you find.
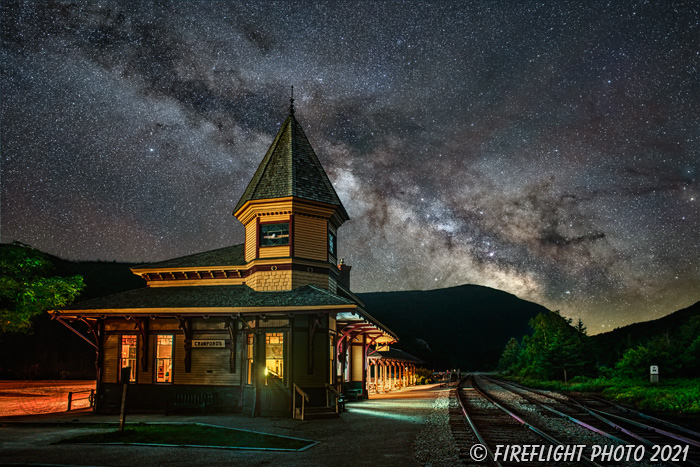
[56,422,314,450]
[500,375,700,414]
[601,379,700,414]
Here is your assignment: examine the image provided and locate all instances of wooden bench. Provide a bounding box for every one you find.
[167,393,215,414]
[345,388,363,401]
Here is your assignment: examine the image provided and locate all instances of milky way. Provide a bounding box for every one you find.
[2,1,698,332]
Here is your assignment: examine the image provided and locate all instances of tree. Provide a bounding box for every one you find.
[0,242,84,333]
[498,337,521,372]
[514,312,592,381]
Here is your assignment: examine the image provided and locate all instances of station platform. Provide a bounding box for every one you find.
[0,383,460,467]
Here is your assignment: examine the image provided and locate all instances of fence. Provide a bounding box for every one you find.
[67,389,95,411]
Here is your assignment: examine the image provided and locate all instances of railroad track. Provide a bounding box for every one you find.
[486,376,700,466]
[452,374,699,466]
[454,374,601,466]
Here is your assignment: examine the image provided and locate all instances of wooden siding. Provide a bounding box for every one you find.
[177,331,240,386]
[245,221,257,262]
[192,319,227,331]
[292,317,331,387]
[294,215,327,261]
[258,245,290,259]
[351,344,364,382]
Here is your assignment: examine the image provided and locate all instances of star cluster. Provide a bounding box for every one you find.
[1,1,698,332]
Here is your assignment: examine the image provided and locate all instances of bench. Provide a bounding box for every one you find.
[345,388,363,401]
[166,393,215,414]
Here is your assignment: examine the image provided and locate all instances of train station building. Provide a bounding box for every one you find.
[53,101,419,418]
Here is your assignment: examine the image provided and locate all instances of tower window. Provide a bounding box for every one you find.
[260,223,290,247]
[328,230,337,257]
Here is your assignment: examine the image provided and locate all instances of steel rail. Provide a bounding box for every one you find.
[587,394,700,441]
[498,377,700,448]
[487,376,694,467]
[485,376,633,445]
[455,382,502,467]
[465,375,602,467]
[592,409,700,448]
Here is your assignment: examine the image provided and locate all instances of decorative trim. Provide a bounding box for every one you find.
[255,216,260,259]
[289,213,295,257]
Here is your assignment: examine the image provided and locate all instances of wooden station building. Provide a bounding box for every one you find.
[53,101,418,417]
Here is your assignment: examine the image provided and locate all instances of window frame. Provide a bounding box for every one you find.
[328,229,337,258]
[259,222,290,248]
[155,334,174,384]
[264,331,286,383]
[119,334,138,383]
[245,333,254,386]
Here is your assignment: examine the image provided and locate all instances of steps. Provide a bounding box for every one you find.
[295,406,339,420]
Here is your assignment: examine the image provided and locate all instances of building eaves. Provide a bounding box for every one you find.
[59,284,355,312]
[134,244,245,270]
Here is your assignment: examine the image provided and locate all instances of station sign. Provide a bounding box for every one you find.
[192,340,226,348]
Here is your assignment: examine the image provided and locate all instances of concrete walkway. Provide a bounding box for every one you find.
[0,383,460,467]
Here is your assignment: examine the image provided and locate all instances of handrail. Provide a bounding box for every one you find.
[294,383,310,401]
[324,383,341,398]
[293,384,310,420]
[324,383,342,413]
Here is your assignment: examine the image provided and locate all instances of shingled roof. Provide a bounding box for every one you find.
[134,244,245,270]
[234,114,349,221]
[374,348,423,363]
[60,284,355,312]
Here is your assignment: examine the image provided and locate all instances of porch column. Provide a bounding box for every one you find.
[374,361,379,393]
[381,361,386,392]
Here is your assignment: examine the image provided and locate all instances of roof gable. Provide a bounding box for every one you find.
[234,115,349,220]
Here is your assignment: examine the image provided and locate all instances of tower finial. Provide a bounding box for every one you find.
[289,85,295,116]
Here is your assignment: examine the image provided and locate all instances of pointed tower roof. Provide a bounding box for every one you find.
[234,113,349,221]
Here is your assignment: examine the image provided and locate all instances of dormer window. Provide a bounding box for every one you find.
[260,222,290,247]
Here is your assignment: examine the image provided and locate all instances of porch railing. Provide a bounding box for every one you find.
[292,384,310,420]
[324,383,342,413]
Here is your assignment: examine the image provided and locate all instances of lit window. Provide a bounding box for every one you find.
[120,335,137,382]
[246,334,254,385]
[156,335,173,383]
[265,332,284,379]
[260,223,290,247]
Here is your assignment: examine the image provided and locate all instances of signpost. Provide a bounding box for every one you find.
[650,365,659,384]
[119,366,130,432]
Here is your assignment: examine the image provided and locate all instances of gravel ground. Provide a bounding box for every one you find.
[413,388,461,466]
[478,377,616,447]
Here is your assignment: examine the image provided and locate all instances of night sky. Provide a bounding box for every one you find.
[2,1,698,333]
